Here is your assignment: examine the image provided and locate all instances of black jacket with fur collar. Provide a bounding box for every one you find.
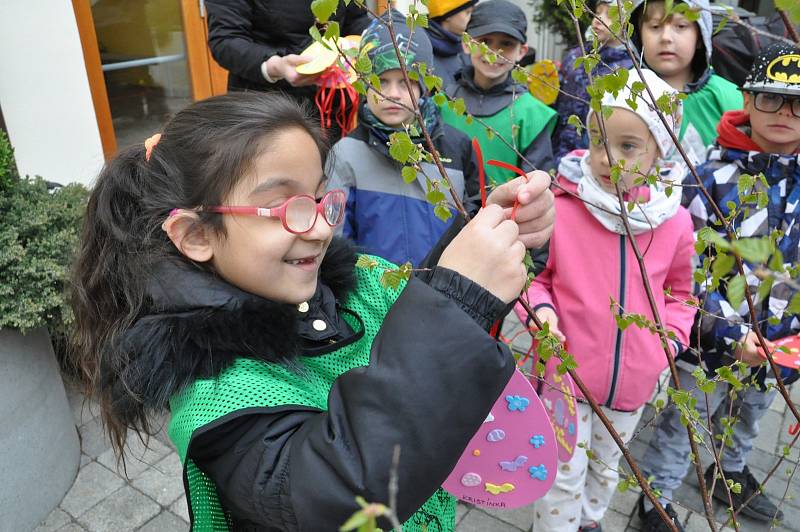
[113,239,360,416]
[118,238,515,531]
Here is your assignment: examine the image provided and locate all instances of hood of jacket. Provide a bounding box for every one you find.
[449,66,529,116]
[427,19,462,58]
[108,238,359,414]
[630,0,713,88]
[715,110,764,152]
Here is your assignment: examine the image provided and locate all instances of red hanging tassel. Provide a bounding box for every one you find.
[314,66,359,139]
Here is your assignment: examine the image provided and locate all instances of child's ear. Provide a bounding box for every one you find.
[162,210,214,263]
[517,43,529,62]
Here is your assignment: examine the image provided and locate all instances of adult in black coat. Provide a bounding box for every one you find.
[205,0,371,137]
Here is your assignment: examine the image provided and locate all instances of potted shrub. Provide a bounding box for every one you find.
[0,131,89,530]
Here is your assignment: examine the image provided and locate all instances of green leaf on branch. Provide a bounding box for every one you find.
[339,496,387,531]
[323,21,340,42]
[711,252,735,280]
[388,132,415,164]
[368,73,381,93]
[434,203,452,222]
[727,274,746,309]
[512,68,529,84]
[380,262,412,290]
[756,275,774,303]
[426,189,446,204]
[309,25,323,44]
[567,115,584,137]
[352,80,366,95]
[401,166,417,184]
[726,479,742,494]
[311,0,338,23]
[697,227,731,251]
[355,255,380,271]
[768,249,785,273]
[423,74,442,91]
[716,366,743,391]
[355,54,372,74]
[776,0,800,24]
[452,98,467,116]
[693,269,706,285]
[787,292,800,316]
[433,92,447,106]
[732,237,773,263]
[557,353,577,374]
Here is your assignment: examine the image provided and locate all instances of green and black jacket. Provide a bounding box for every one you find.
[116,239,515,531]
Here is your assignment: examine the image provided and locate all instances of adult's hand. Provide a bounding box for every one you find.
[486,170,554,249]
[265,55,321,87]
[439,204,527,304]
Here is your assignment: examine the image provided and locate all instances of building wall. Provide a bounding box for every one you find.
[0,1,104,186]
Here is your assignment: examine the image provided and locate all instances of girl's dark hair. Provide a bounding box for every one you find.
[69,92,327,458]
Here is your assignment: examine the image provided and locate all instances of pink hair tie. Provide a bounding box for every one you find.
[144,133,162,162]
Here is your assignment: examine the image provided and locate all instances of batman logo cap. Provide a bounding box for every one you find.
[743,42,800,96]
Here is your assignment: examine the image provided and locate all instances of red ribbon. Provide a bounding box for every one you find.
[487,159,528,221]
[314,66,359,139]
[472,138,488,208]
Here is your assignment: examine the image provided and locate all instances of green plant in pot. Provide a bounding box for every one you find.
[0,131,89,355]
[0,130,89,530]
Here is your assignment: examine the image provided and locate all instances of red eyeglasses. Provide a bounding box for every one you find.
[204,189,346,234]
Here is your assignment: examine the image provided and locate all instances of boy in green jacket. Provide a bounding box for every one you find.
[441,0,557,185]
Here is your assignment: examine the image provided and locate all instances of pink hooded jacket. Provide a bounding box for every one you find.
[516,151,697,411]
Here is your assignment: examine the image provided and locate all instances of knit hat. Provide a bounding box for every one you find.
[360,10,435,80]
[428,0,478,20]
[588,69,683,158]
[743,42,800,97]
[467,0,527,43]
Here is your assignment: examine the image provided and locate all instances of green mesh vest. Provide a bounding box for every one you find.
[168,257,456,531]
[440,91,557,185]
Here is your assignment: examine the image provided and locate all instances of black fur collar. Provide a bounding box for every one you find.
[113,238,358,412]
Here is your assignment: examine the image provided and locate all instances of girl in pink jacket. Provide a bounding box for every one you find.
[517,69,697,532]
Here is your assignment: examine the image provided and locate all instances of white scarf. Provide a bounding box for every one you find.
[576,153,684,235]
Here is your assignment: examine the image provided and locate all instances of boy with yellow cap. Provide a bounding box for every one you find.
[426,0,478,87]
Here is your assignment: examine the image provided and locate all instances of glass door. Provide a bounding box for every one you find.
[90,0,194,150]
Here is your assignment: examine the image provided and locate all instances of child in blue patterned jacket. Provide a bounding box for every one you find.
[638,43,800,532]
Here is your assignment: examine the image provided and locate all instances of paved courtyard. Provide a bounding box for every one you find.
[33,316,800,532]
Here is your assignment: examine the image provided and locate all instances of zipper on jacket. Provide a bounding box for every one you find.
[606,235,626,408]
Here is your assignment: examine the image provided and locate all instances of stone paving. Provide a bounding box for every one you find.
[35,315,800,532]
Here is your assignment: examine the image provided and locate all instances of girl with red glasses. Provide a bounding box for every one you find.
[69,91,554,531]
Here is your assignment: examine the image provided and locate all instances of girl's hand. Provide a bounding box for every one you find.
[265,55,321,87]
[486,171,554,250]
[439,204,527,304]
[735,331,774,367]
[533,307,566,343]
